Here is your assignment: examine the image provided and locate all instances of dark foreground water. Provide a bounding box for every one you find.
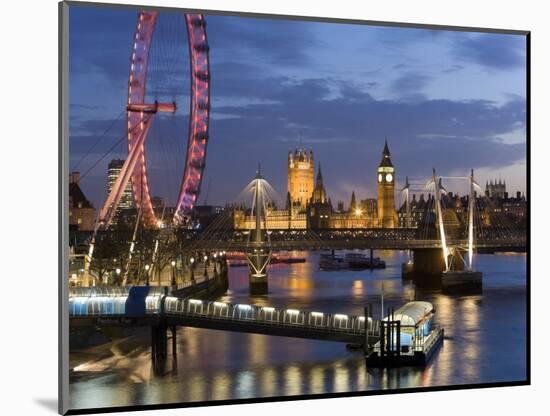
[69,251,527,410]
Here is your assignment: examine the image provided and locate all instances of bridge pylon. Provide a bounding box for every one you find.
[246,166,272,294]
[440,169,482,289]
[403,169,483,290]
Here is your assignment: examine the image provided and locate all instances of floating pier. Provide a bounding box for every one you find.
[441,270,482,290]
[366,301,444,367]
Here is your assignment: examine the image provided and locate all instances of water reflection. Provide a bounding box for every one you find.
[260,367,277,397]
[69,251,527,410]
[333,361,350,392]
[352,280,364,297]
[309,366,325,395]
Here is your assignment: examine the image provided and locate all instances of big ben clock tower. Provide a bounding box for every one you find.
[377,140,397,228]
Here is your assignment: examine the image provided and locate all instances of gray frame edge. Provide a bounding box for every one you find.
[59,1,70,414]
[56,2,530,414]
[63,0,530,35]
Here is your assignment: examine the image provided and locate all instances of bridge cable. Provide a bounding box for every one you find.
[78,119,146,182]
[70,110,125,172]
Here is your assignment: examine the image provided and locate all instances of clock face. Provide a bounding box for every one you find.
[378,173,383,183]
[386,173,393,183]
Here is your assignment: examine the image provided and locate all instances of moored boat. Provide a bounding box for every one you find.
[319,253,349,270]
[345,253,386,269]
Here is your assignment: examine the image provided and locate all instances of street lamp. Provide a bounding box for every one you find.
[171,260,176,286]
[110,268,120,284]
[203,255,208,277]
[190,257,195,283]
[145,264,150,286]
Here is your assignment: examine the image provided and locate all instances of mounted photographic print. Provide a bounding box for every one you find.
[59,1,529,414]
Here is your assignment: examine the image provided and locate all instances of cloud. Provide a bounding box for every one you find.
[69,7,137,82]
[70,103,103,110]
[391,72,432,94]
[452,33,526,70]
[211,76,525,152]
[200,76,526,203]
[441,64,464,74]
[71,64,526,208]
[392,63,408,70]
[377,26,443,48]
[208,15,318,66]
[68,7,527,207]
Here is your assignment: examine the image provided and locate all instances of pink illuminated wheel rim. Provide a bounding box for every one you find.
[127,11,210,227]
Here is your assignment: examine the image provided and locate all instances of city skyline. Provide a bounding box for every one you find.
[78,145,527,219]
[69,6,527,210]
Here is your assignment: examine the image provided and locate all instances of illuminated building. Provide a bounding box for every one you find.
[377,141,398,228]
[397,189,527,229]
[69,172,95,231]
[307,165,331,229]
[233,142,402,230]
[107,159,134,211]
[398,193,431,228]
[288,148,314,211]
[232,203,307,229]
[235,140,526,232]
[485,179,507,199]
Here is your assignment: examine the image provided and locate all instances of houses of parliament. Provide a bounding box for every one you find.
[233,142,398,229]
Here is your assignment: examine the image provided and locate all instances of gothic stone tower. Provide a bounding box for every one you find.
[377,141,397,228]
[307,164,331,229]
[288,148,314,210]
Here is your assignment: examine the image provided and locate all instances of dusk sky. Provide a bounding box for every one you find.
[69,5,527,209]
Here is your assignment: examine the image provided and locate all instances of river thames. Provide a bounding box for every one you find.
[69,250,527,410]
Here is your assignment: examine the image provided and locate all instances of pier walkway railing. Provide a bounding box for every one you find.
[163,297,379,344]
[69,287,379,344]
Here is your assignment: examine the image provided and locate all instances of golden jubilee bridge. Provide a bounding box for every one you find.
[176,226,526,253]
[176,168,525,254]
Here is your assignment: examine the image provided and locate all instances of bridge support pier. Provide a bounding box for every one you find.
[170,326,177,356]
[151,323,168,364]
[403,248,446,286]
[249,275,268,295]
[401,260,414,280]
[403,248,483,290]
[247,250,270,295]
[441,270,482,290]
